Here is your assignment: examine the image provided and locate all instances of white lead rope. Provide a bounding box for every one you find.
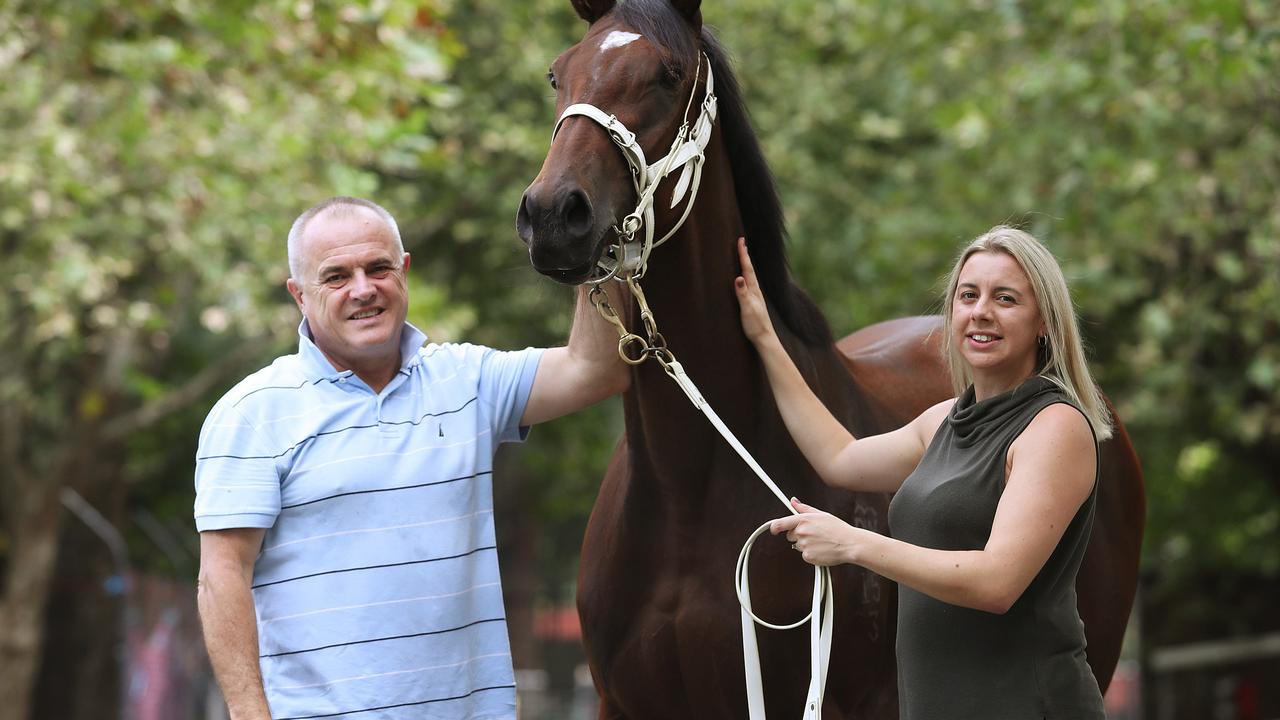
[662,360,834,720]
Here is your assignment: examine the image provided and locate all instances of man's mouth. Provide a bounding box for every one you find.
[350,308,383,320]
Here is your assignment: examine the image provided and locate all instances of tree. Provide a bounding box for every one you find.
[0,2,456,715]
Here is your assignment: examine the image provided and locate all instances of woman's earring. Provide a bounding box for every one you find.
[1038,335,1048,348]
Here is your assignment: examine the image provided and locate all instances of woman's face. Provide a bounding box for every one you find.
[951,251,1045,388]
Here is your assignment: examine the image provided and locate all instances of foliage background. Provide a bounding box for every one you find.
[1,0,1276,717]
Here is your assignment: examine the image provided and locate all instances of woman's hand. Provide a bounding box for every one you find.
[734,237,779,347]
[769,498,862,567]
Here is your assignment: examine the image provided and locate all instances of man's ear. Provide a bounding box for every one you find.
[286,277,305,311]
[402,252,411,273]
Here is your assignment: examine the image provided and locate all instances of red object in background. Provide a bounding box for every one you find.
[1237,675,1259,720]
[534,607,582,642]
[1103,660,1139,719]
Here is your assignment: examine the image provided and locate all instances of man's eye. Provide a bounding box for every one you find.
[324,275,345,285]
[547,70,557,89]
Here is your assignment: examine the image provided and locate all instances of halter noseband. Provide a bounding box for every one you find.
[551,53,718,282]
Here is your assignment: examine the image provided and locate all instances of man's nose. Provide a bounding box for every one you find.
[349,271,376,299]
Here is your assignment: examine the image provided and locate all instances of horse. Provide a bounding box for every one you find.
[516,1,1145,717]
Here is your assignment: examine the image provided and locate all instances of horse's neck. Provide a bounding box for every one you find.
[623,140,801,442]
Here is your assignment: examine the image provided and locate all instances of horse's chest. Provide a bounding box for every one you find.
[581,570,750,716]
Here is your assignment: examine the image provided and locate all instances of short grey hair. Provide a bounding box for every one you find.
[286,197,404,280]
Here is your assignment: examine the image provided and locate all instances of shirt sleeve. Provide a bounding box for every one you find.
[476,346,545,444]
[193,397,282,531]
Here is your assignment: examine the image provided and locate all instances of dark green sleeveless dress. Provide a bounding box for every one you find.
[887,375,1105,719]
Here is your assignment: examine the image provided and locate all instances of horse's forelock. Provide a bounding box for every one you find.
[615,0,699,79]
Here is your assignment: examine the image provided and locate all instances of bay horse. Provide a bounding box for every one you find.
[516,1,1145,717]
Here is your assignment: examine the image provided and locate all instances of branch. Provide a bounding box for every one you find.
[103,337,274,443]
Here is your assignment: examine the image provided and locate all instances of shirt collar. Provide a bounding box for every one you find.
[296,319,429,379]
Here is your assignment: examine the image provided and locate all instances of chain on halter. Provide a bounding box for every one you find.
[569,51,832,720]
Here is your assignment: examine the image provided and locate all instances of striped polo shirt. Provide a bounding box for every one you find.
[195,320,543,720]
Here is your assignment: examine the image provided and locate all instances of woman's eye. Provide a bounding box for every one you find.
[547,70,557,89]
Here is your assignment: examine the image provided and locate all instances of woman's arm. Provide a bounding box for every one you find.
[735,237,943,492]
[772,403,1097,613]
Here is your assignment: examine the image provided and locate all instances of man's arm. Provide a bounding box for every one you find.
[521,283,631,426]
[198,527,271,720]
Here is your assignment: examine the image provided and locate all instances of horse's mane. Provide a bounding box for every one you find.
[616,0,833,345]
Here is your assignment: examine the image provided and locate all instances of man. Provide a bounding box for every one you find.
[195,197,628,720]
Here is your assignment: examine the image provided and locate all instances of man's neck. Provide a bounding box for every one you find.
[321,349,401,394]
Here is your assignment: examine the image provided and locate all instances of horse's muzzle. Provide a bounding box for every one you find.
[517,183,611,284]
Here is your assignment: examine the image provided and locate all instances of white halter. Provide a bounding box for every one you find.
[551,53,718,280]
[556,52,834,720]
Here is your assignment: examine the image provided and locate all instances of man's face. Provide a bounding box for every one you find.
[286,208,410,373]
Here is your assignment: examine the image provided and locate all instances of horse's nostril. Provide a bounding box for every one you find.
[562,189,593,239]
[516,192,535,244]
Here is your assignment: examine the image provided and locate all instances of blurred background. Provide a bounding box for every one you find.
[1,0,1277,718]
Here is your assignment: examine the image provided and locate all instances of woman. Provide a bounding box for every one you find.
[735,227,1111,719]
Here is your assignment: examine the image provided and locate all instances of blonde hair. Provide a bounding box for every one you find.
[941,226,1113,441]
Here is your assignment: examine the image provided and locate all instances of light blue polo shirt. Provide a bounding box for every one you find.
[195,320,543,720]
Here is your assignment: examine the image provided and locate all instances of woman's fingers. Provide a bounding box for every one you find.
[770,515,802,535]
[791,497,821,514]
[737,237,759,287]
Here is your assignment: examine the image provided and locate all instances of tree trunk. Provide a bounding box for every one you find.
[33,469,127,720]
[0,478,66,720]
[495,447,539,670]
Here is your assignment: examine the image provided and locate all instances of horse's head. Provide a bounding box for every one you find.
[516,0,705,284]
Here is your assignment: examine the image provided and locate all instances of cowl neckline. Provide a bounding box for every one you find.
[948,375,1059,449]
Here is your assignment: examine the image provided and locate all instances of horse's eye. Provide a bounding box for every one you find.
[660,64,681,89]
[547,70,558,90]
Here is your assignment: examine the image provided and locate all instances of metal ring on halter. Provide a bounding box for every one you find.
[618,334,650,365]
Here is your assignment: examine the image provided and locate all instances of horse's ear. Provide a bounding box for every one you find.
[669,0,703,28]
[571,0,616,23]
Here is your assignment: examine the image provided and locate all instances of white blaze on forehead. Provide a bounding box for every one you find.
[600,30,642,52]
